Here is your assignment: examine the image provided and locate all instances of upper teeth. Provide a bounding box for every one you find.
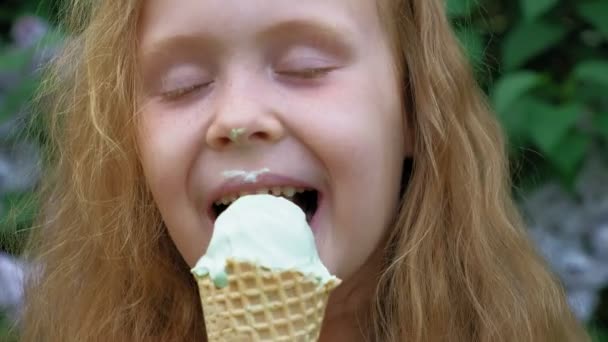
[214,187,306,206]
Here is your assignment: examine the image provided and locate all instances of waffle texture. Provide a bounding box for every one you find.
[196,259,340,341]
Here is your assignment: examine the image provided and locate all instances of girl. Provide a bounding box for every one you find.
[21,0,589,341]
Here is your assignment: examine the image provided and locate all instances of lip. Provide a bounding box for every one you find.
[205,172,323,225]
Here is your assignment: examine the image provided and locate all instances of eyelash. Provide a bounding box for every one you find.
[160,82,213,101]
[160,67,336,101]
[276,66,336,79]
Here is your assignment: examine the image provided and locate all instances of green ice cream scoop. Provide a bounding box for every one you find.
[191,194,337,288]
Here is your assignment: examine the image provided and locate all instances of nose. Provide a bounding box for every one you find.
[206,82,285,149]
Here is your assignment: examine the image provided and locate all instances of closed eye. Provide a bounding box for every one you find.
[275,67,337,80]
[160,82,213,101]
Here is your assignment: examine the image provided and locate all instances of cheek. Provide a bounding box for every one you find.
[137,108,210,267]
[138,118,186,200]
[300,71,404,172]
[137,103,206,197]
[298,83,404,277]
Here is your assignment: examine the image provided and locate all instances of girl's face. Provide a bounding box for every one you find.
[137,0,410,282]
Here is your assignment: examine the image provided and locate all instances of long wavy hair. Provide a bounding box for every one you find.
[20,0,588,340]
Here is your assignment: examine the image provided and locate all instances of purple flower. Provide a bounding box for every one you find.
[0,253,25,320]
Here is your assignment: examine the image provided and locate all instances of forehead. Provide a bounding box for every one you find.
[138,0,383,51]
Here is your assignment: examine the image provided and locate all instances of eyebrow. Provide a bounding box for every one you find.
[139,18,357,66]
[138,34,219,71]
[256,18,357,52]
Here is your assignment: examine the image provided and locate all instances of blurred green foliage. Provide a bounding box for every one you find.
[591,325,608,342]
[448,0,608,338]
[0,0,56,33]
[0,312,19,342]
[0,12,52,255]
[448,0,608,191]
[0,192,38,254]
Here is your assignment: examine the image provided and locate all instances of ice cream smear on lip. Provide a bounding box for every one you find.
[221,168,270,183]
[191,194,337,288]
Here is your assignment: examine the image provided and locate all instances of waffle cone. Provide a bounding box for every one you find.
[195,259,340,342]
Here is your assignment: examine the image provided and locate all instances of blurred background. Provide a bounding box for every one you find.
[0,0,606,340]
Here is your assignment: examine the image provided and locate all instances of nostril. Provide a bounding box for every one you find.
[251,131,270,141]
[216,136,232,147]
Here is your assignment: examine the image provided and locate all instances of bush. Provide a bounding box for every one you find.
[449,0,608,189]
[448,0,608,338]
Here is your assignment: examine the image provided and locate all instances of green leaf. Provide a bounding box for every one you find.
[0,8,18,22]
[0,312,19,342]
[0,77,40,124]
[447,0,479,17]
[520,0,559,20]
[577,1,608,38]
[0,48,32,72]
[588,324,608,342]
[492,71,544,115]
[595,112,608,141]
[0,192,37,235]
[38,28,64,48]
[545,130,589,177]
[455,28,485,69]
[528,102,582,154]
[495,96,534,147]
[502,19,568,70]
[573,60,608,86]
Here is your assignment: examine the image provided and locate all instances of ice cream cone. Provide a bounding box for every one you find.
[195,258,341,342]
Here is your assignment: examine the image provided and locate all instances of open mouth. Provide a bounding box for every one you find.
[211,188,319,223]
